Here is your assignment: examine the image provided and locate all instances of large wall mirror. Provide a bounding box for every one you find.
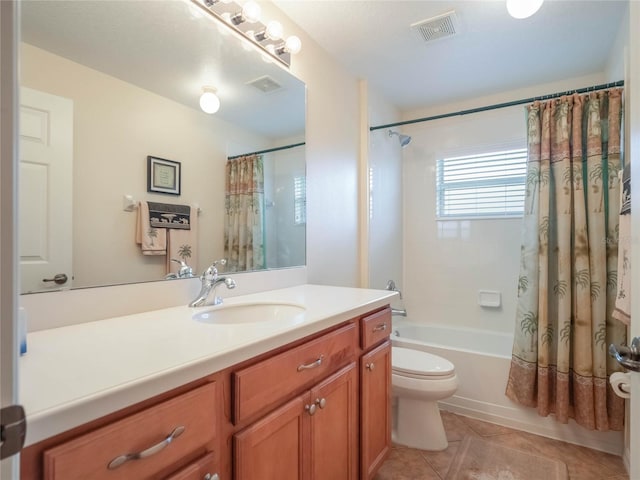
[19,0,306,294]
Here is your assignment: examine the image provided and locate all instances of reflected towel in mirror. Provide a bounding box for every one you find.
[166,205,198,276]
[135,201,166,255]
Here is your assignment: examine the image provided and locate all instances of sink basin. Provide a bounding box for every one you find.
[193,302,306,325]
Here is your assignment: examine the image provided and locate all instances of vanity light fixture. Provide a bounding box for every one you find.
[191,0,302,67]
[506,0,544,19]
[199,86,220,114]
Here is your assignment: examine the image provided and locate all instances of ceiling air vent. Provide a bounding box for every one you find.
[247,75,282,93]
[411,10,459,43]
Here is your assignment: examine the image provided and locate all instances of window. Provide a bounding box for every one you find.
[294,176,306,225]
[436,148,527,218]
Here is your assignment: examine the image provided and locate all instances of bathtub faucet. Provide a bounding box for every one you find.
[391,308,407,317]
[385,279,402,299]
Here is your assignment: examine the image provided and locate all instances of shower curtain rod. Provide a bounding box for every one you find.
[227,141,305,160]
[369,80,624,131]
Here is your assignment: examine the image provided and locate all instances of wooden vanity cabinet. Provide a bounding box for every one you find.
[21,305,392,480]
[234,364,358,480]
[231,306,391,480]
[231,322,359,480]
[359,308,392,480]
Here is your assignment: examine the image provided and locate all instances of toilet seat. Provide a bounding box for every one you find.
[392,347,455,378]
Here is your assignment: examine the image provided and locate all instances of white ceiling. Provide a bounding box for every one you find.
[274,0,628,111]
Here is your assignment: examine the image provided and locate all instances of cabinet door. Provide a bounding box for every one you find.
[309,363,358,480]
[360,341,391,480]
[233,394,308,480]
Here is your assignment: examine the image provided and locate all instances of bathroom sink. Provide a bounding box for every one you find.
[193,302,306,325]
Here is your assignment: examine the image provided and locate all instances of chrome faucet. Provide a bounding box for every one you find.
[189,259,237,307]
[385,279,402,299]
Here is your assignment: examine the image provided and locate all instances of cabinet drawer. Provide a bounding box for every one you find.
[360,308,391,350]
[166,452,218,480]
[43,383,217,480]
[233,323,357,424]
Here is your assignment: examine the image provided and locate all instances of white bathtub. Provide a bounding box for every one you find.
[390,320,624,455]
[391,322,513,358]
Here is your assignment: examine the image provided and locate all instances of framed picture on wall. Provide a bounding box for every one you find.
[147,156,181,195]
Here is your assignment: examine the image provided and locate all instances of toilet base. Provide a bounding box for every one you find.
[395,397,448,451]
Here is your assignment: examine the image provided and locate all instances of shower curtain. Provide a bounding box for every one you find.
[224,154,266,272]
[506,89,626,431]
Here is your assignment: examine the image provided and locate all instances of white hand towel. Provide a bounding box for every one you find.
[166,205,198,275]
[135,201,167,255]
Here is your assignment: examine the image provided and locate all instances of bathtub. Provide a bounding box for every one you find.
[390,320,624,455]
[391,322,513,358]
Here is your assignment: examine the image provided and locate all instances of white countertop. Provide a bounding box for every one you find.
[19,284,396,446]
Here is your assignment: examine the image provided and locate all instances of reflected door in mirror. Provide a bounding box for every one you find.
[19,87,73,293]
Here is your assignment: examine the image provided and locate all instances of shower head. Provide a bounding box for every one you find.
[388,129,411,147]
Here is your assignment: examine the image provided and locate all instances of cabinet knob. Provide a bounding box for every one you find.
[315,397,327,409]
[366,363,375,371]
[305,403,317,416]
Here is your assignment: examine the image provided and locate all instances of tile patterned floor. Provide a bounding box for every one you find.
[375,411,629,480]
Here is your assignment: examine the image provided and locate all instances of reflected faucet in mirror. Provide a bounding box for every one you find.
[189,259,237,307]
[165,259,195,280]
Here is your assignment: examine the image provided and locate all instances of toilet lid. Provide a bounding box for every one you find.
[392,347,455,377]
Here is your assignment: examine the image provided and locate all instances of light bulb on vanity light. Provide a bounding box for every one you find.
[284,35,302,54]
[506,0,544,19]
[241,1,261,23]
[199,87,220,114]
[265,21,283,40]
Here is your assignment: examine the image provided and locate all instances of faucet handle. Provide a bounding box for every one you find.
[203,259,227,280]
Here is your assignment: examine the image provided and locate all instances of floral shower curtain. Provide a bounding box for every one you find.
[224,154,265,272]
[506,89,626,431]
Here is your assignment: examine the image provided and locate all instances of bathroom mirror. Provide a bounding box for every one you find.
[19,0,306,294]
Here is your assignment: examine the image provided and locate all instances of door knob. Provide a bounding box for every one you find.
[42,273,68,285]
[609,337,640,372]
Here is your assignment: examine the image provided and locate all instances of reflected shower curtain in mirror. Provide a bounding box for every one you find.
[506,89,626,430]
[224,154,266,272]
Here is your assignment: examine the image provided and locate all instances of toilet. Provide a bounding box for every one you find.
[391,346,458,451]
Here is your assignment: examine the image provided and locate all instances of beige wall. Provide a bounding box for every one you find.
[21,44,270,288]
[278,5,361,287]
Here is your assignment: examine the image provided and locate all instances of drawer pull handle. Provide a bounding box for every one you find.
[315,397,327,409]
[373,323,387,332]
[204,474,220,480]
[107,426,185,470]
[366,362,375,371]
[297,355,324,372]
[305,403,317,416]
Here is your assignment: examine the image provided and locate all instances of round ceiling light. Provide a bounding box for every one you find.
[506,0,544,19]
[199,87,220,114]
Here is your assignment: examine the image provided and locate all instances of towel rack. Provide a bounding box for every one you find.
[122,195,201,214]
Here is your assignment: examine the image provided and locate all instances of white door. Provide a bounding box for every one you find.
[628,4,640,479]
[19,87,73,293]
[1,2,21,477]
